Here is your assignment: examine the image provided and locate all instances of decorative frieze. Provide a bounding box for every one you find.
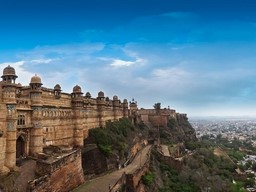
[7,122,15,131]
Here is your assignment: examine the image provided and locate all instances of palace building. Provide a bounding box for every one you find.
[0,65,138,172]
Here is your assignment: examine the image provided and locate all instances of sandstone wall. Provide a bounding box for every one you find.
[126,163,149,192]
[0,103,6,171]
[82,146,108,176]
[148,115,168,128]
[28,149,84,192]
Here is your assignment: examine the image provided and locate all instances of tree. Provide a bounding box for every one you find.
[153,103,161,110]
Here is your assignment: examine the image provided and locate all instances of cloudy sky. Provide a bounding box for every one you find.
[1,0,256,117]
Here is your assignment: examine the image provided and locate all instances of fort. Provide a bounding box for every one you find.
[0,65,189,191]
[0,65,140,173]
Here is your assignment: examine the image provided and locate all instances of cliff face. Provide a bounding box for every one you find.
[141,115,197,192]
[139,109,197,145]
[164,115,197,144]
[82,118,149,177]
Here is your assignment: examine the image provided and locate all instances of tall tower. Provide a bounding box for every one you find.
[71,85,84,147]
[29,74,43,156]
[1,65,18,169]
[97,91,105,127]
[123,99,129,118]
[129,98,138,125]
[113,95,119,121]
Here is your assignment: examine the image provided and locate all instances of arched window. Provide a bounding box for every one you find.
[17,115,25,125]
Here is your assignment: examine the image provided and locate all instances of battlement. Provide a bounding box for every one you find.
[0,65,135,172]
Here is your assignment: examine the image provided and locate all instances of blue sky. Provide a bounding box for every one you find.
[1,0,256,117]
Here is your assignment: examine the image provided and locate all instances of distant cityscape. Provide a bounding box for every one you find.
[190,118,256,192]
[190,118,256,147]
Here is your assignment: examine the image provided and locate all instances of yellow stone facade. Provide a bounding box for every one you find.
[0,65,134,172]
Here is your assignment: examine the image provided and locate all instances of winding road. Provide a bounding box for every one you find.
[72,145,151,192]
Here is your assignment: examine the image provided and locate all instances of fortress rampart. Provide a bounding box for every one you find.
[0,65,137,173]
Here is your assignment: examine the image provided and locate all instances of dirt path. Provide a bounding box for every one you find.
[73,145,151,192]
[14,159,36,192]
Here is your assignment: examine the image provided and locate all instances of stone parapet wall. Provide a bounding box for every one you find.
[148,115,168,128]
[28,149,84,192]
[0,65,130,173]
[126,162,149,192]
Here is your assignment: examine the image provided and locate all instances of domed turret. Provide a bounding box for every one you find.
[30,74,42,85]
[71,85,83,102]
[71,85,83,108]
[98,91,105,98]
[1,65,17,83]
[113,95,118,100]
[29,74,43,106]
[73,85,82,93]
[85,92,91,98]
[54,84,61,90]
[3,65,16,76]
[54,84,61,99]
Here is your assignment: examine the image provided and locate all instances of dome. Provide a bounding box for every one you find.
[98,91,104,98]
[85,92,91,98]
[73,85,82,93]
[54,84,61,90]
[105,97,110,101]
[113,95,118,100]
[30,74,42,84]
[2,65,17,77]
[123,99,128,103]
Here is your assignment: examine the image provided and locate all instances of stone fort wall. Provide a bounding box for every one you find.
[0,65,135,172]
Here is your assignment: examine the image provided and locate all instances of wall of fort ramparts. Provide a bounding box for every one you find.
[28,149,84,192]
[0,65,134,172]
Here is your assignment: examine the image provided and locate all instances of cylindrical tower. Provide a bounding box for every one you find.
[129,98,138,125]
[29,74,43,156]
[123,99,129,118]
[1,65,18,169]
[5,106,17,169]
[72,85,84,147]
[97,91,105,127]
[113,95,119,121]
[54,84,61,99]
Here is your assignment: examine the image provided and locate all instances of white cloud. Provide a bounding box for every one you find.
[0,61,34,85]
[152,67,190,79]
[2,40,256,117]
[30,59,55,64]
[110,59,135,67]
[110,57,145,67]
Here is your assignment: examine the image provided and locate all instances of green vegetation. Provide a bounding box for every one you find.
[149,117,255,191]
[167,118,177,129]
[153,103,161,111]
[148,136,253,192]
[183,137,256,191]
[158,162,199,192]
[228,150,244,162]
[89,118,134,156]
[142,171,155,186]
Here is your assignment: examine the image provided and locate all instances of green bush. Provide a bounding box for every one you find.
[98,144,112,156]
[167,118,177,128]
[88,118,134,157]
[142,171,155,186]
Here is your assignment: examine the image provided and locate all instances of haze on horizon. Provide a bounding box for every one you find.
[1,0,256,117]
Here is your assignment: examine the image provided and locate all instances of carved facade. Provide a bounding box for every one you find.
[0,65,137,172]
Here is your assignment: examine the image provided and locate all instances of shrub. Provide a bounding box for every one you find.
[142,171,154,186]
